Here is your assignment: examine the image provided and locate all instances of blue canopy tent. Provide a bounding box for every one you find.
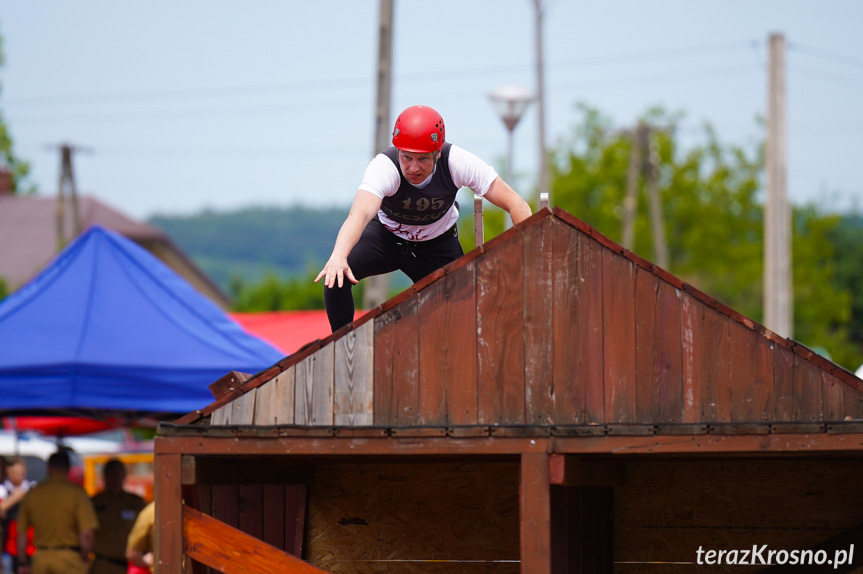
[0,225,284,419]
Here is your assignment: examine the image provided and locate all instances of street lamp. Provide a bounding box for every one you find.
[489,84,534,228]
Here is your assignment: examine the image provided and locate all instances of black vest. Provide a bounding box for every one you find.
[380,143,459,225]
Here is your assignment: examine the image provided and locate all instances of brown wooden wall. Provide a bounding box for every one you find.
[209,211,863,429]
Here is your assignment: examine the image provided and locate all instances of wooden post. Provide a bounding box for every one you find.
[474,194,484,248]
[520,452,551,574]
[155,453,184,573]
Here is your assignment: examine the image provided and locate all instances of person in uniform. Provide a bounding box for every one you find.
[1,457,37,574]
[89,460,145,574]
[16,450,98,574]
[125,502,154,574]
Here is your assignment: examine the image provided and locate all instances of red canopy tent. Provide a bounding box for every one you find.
[229,310,367,356]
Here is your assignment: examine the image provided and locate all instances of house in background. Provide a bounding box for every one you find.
[0,175,229,309]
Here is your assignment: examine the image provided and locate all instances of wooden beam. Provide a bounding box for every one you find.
[155,454,183,574]
[155,432,863,457]
[520,452,551,574]
[183,505,329,574]
[548,455,625,487]
[180,456,315,486]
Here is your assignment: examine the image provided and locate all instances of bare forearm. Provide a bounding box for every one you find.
[79,529,95,561]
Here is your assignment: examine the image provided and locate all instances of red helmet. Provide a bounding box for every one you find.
[392,105,445,153]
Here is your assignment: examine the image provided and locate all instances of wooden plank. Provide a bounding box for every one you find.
[334,320,374,426]
[154,454,183,574]
[373,297,420,426]
[729,325,772,422]
[294,345,334,426]
[843,381,863,420]
[681,292,704,423]
[238,485,264,539]
[523,214,554,424]
[419,261,478,425]
[255,366,295,426]
[418,279,448,425]
[285,485,307,556]
[210,404,229,426]
[228,389,257,425]
[477,230,525,424]
[634,267,658,423]
[655,281,683,423]
[770,343,795,422]
[182,505,329,574]
[578,232,605,424]
[701,309,732,422]
[443,261,478,425]
[262,485,285,551]
[793,354,823,422]
[520,453,551,574]
[551,222,584,425]
[822,371,846,422]
[602,247,636,423]
[211,485,239,529]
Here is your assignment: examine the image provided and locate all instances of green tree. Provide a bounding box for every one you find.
[550,104,859,370]
[0,25,32,192]
[230,267,364,312]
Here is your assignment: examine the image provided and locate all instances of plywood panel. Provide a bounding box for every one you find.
[680,292,704,423]
[551,222,583,425]
[373,298,420,425]
[701,310,731,422]
[305,462,519,574]
[523,215,554,424]
[254,366,295,426]
[793,354,823,422]
[634,268,658,423]
[294,345,334,426]
[262,484,286,550]
[602,248,636,423]
[334,320,374,426]
[477,231,525,424]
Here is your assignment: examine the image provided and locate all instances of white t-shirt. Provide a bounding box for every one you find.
[358,144,499,241]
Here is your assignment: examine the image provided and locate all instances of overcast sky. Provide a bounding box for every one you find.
[2,0,861,220]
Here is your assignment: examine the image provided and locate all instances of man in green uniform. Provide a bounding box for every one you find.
[90,459,145,574]
[16,450,98,574]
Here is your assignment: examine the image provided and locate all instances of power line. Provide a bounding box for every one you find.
[790,42,863,70]
[2,40,761,109]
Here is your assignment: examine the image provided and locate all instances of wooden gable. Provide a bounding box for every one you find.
[180,208,863,429]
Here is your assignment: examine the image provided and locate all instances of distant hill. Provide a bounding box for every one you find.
[148,205,349,292]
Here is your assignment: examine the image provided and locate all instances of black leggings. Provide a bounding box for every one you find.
[324,218,464,331]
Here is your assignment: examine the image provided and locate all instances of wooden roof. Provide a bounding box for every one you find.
[175,208,863,431]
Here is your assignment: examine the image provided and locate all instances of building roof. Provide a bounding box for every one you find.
[0,193,229,308]
[171,208,863,443]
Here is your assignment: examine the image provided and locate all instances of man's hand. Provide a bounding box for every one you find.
[315,257,358,289]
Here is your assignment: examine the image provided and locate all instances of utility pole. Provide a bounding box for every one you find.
[622,123,645,250]
[52,143,90,251]
[764,33,792,338]
[533,0,549,207]
[621,124,669,269]
[363,0,395,310]
[645,130,669,269]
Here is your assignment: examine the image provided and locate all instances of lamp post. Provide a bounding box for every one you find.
[489,84,534,229]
